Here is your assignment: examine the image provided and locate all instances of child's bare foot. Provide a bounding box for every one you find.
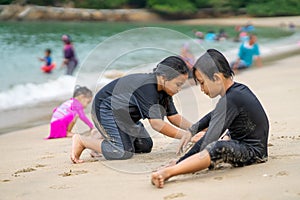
[151,170,169,188]
[71,134,85,164]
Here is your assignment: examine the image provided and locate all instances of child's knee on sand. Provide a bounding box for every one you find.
[100,137,153,160]
[134,137,153,153]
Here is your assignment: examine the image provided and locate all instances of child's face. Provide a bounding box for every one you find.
[163,74,188,96]
[194,69,222,98]
[45,51,50,57]
[79,96,92,108]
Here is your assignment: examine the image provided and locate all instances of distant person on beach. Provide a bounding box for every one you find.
[192,29,204,44]
[180,43,195,78]
[193,30,204,39]
[231,34,262,71]
[204,30,216,42]
[71,56,193,163]
[288,22,296,31]
[241,22,255,32]
[46,86,94,139]
[151,49,269,188]
[39,48,55,73]
[61,34,78,76]
[215,29,228,41]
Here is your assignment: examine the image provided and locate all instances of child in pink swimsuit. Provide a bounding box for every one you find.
[46,86,94,139]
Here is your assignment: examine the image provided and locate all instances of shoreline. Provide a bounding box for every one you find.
[0,100,62,134]
[1,4,300,28]
[1,37,299,134]
[0,5,162,22]
[1,48,299,135]
[1,14,299,134]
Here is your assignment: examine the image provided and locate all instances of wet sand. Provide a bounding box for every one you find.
[1,52,300,199]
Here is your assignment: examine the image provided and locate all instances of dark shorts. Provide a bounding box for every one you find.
[205,140,261,168]
[91,101,153,160]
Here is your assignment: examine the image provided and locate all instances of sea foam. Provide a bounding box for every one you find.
[0,76,76,111]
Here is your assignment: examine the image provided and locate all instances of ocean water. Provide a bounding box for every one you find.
[0,21,298,113]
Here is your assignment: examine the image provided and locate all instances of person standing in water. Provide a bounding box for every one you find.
[61,34,78,75]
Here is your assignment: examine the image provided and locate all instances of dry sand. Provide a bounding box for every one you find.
[177,16,300,27]
[1,51,300,199]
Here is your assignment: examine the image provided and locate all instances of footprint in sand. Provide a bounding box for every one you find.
[164,193,185,200]
[12,167,36,177]
[276,170,289,177]
[41,152,55,159]
[35,164,47,168]
[1,179,11,182]
[59,169,88,177]
[41,155,54,159]
[268,143,274,147]
[49,185,72,189]
[11,164,46,177]
[214,176,223,180]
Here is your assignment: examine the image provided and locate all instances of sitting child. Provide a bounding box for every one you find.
[151,49,269,188]
[46,86,94,139]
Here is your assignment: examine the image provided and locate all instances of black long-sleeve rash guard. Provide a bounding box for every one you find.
[178,82,269,163]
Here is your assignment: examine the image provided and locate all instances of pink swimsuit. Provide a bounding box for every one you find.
[46,98,94,139]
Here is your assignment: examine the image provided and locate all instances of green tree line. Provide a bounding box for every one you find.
[1,0,300,17]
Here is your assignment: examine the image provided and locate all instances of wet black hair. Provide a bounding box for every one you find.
[153,56,189,80]
[73,85,93,98]
[193,49,234,81]
[45,48,51,54]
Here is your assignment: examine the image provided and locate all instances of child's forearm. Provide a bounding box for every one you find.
[167,114,192,130]
[149,119,187,139]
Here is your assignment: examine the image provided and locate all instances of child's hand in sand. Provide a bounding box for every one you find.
[191,131,206,143]
[177,131,192,155]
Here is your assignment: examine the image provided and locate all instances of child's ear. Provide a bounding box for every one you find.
[213,73,221,82]
[161,75,168,82]
[213,73,224,84]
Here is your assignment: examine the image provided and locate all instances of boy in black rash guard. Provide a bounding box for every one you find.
[151,49,269,188]
[71,56,193,163]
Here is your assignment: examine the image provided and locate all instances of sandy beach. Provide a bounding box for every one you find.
[1,50,300,199]
[177,16,300,27]
[1,14,300,199]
